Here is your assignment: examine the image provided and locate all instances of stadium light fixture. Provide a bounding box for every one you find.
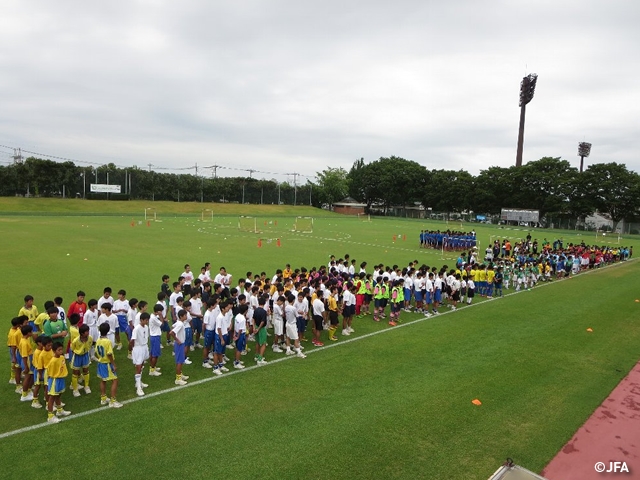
[578,142,592,173]
[515,73,538,167]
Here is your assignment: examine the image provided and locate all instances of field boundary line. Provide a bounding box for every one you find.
[0,258,636,440]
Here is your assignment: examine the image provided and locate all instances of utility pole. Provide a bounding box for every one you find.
[291,172,299,206]
[148,163,154,201]
[12,148,23,164]
[515,73,538,167]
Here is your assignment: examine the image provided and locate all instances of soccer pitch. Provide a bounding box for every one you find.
[1,203,639,480]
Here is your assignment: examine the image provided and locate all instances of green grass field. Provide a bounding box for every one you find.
[1,199,639,480]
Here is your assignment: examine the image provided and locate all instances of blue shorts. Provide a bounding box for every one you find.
[235,333,246,353]
[414,291,423,302]
[173,342,185,364]
[161,321,170,332]
[223,333,230,352]
[184,327,193,347]
[191,318,203,333]
[425,292,432,304]
[204,330,215,349]
[404,288,412,300]
[214,334,225,355]
[125,325,133,340]
[72,352,90,369]
[97,363,117,381]
[16,355,24,370]
[117,315,128,332]
[150,336,162,358]
[296,316,306,333]
[48,377,66,396]
[434,290,442,302]
[35,369,46,385]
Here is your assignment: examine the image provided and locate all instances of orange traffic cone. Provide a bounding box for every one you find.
[257,239,262,248]
[277,238,281,247]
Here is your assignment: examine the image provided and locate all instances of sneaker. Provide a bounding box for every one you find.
[47,416,60,424]
[226,344,234,350]
[84,387,92,394]
[9,378,16,385]
[247,334,255,342]
[272,346,283,353]
[155,367,161,371]
[388,321,397,326]
[109,400,123,408]
[167,341,174,346]
[175,378,187,386]
[56,409,72,417]
[181,375,190,380]
[341,329,350,336]
[257,359,268,366]
[348,327,355,333]
[127,353,132,359]
[329,336,338,341]
[20,392,34,402]
[15,386,22,394]
[195,343,204,349]
[72,389,81,398]
[149,370,162,376]
[202,362,212,369]
[208,352,214,360]
[222,355,230,363]
[116,344,122,351]
[234,362,245,369]
[77,385,84,390]
[189,345,195,351]
[241,350,248,355]
[314,341,324,347]
[136,388,145,397]
[31,401,43,409]
[212,368,222,376]
[285,349,295,356]
[140,382,149,388]
[160,344,165,349]
[296,351,306,358]
[219,366,229,373]
[184,358,192,365]
[100,398,109,405]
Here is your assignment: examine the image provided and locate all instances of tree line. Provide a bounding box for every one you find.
[1,155,638,228]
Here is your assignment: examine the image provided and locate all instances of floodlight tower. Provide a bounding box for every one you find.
[515,73,538,167]
[578,142,592,173]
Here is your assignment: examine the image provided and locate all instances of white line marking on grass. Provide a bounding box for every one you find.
[1,259,636,440]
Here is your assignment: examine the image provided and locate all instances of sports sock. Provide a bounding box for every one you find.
[71,374,79,391]
[83,373,90,385]
[135,374,141,389]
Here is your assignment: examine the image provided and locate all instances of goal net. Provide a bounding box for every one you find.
[144,208,157,221]
[292,216,314,233]
[238,216,259,233]
[358,213,371,222]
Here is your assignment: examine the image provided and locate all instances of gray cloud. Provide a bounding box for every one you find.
[1,0,638,180]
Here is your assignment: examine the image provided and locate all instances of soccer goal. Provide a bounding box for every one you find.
[144,207,157,221]
[292,216,314,233]
[595,229,620,244]
[201,209,213,222]
[238,216,259,233]
[358,213,371,222]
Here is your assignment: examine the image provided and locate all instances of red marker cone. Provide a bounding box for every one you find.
[392,235,397,242]
[275,220,278,226]
[147,221,150,227]
[131,220,135,227]
[403,234,406,241]
[257,239,262,248]
[277,238,281,247]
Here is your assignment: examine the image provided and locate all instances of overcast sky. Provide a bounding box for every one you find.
[1,0,638,182]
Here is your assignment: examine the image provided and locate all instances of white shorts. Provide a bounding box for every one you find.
[132,346,150,365]
[286,323,298,340]
[273,319,283,336]
[88,326,99,344]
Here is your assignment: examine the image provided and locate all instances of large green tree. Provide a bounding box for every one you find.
[315,167,349,208]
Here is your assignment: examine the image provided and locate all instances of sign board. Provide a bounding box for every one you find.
[500,208,539,223]
[90,184,121,193]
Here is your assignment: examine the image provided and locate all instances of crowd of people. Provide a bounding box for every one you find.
[420,230,477,251]
[7,239,632,424]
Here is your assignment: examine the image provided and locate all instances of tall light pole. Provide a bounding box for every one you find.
[578,142,592,173]
[515,73,538,167]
